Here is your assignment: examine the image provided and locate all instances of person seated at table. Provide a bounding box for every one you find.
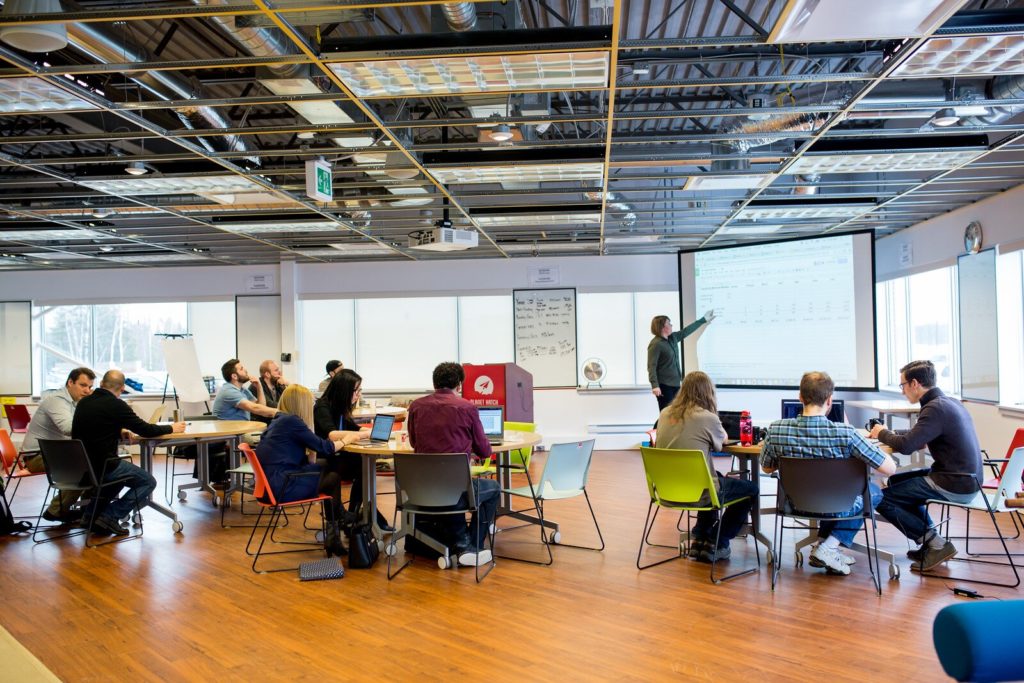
[248,359,290,425]
[407,362,499,568]
[761,371,896,576]
[312,369,389,529]
[317,360,343,395]
[256,384,365,556]
[71,370,185,536]
[655,371,758,563]
[210,359,278,483]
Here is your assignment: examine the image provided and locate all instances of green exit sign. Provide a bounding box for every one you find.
[305,159,333,202]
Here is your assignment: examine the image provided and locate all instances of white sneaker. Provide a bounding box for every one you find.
[458,548,493,567]
[809,544,851,575]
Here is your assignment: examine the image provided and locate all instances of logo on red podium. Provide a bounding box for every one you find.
[474,375,494,395]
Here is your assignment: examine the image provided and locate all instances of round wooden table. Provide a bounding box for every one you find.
[137,420,265,532]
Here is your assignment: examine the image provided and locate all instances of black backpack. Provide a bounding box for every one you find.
[0,479,27,535]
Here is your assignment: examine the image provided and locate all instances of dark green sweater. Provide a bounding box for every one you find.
[646,316,707,389]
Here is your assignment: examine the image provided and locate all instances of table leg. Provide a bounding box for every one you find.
[138,441,181,528]
[362,454,379,536]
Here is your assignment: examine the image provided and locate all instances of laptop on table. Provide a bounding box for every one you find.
[361,413,395,444]
[718,410,743,445]
[477,406,505,446]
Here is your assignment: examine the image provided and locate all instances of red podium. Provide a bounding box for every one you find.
[461,363,534,423]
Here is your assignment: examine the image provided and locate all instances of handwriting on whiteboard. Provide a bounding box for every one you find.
[515,293,576,359]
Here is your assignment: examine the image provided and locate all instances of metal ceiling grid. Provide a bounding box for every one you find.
[0,0,1023,269]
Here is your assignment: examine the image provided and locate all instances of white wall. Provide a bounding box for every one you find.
[873,183,1024,455]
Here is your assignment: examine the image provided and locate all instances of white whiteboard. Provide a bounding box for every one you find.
[162,337,213,403]
[513,288,577,388]
[958,248,999,402]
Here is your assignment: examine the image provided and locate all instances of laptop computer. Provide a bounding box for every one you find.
[361,413,395,444]
[781,399,845,423]
[718,410,743,444]
[477,406,505,445]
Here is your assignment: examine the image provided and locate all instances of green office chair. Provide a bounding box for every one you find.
[638,446,760,584]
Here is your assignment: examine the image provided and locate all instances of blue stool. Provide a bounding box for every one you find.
[934,600,1024,682]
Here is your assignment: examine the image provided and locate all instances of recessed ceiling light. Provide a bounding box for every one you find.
[685,175,775,191]
[429,162,603,185]
[125,161,148,176]
[788,149,982,174]
[0,229,105,241]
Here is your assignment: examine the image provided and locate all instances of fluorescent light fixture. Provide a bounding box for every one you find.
[768,0,967,43]
[0,78,97,113]
[217,220,341,234]
[604,235,660,244]
[259,78,374,148]
[685,175,775,191]
[0,229,105,241]
[328,52,609,98]
[25,251,93,259]
[391,197,434,207]
[716,224,785,235]
[429,162,604,185]
[499,242,597,253]
[297,243,395,257]
[106,253,209,263]
[197,191,295,206]
[894,33,1024,77]
[735,203,874,220]
[473,212,601,227]
[80,175,262,196]
[788,149,983,174]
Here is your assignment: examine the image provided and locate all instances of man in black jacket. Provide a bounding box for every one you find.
[72,370,185,535]
[871,360,983,572]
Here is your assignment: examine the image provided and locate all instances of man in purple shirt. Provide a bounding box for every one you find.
[407,362,499,567]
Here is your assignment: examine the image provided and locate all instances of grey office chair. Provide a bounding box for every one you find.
[386,452,495,583]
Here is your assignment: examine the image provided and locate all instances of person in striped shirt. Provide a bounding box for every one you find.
[761,371,897,575]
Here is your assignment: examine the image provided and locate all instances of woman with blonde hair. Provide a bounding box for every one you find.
[256,384,365,556]
[655,371,757,563]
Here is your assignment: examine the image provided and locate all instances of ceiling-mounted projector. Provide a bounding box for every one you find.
[409,227,479,251]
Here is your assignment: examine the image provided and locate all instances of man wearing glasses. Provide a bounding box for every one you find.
[870,360,983,572]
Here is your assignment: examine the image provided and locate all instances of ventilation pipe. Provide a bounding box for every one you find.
[793,173,820,195]
[959,75,1024,127]
[441,3,477,32]
[194,0,310,79]
[65,20,251,158]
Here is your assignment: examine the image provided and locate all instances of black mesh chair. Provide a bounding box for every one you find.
[386,452,495,583]
[34,438,144,547]
[773,456,882,595]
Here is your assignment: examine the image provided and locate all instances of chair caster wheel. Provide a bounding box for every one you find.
[794,551,803,567]
[438,556,452,569]
[315,530,325,544]
[765,549,774,566]
[889,564,901,580]
[172,521,184,533]
[385,543,397,557]
[177,491,187,501]
[211,496,219,508]
[132,513,142,526]
[549,531,562,544]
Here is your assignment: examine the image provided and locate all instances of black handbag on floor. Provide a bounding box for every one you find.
[348,523,380,569]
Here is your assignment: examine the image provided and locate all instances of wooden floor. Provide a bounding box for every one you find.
[1,450,1018,682]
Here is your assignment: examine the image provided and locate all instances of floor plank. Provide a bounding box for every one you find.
[1,450,1017,682]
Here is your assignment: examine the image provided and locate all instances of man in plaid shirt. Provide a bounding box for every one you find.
[761,371,897,575]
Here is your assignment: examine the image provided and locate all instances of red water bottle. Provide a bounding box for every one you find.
[739,411,753,446]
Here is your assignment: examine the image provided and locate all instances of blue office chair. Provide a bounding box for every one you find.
[934,600,1024,682]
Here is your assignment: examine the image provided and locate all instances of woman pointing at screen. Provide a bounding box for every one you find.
[647,311,715,416]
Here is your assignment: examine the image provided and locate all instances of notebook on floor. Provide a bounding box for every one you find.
[477,406,505,445]
[299,558,345,581]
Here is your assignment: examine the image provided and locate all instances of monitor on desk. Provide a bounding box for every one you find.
[781,399,845,423]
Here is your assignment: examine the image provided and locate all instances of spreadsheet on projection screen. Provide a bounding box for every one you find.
[680,233,877,388]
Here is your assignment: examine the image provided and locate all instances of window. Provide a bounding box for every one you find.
[578,293,633,385]
[33,301,235,394]
[876,266,957,393]
[998,250,1024,406]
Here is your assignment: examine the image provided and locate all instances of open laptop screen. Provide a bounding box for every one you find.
[781,399,845,423]
[369,413,396,441]
[477,406,504,439]
[718,411,743,441]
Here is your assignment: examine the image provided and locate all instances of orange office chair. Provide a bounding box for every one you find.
[1,428,44,508]
[3,404,30,434]
[243,444,331,573]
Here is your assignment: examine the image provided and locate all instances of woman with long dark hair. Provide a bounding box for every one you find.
[313,368,390,529]
[655,371,756,563]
